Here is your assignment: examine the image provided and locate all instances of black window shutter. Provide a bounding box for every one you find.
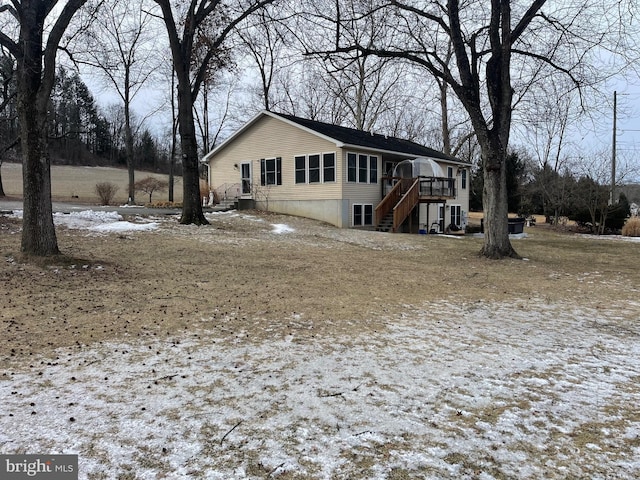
[260,159,266,186]
[276,157,282,185]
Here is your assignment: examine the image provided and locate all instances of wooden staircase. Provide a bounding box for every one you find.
[375,178,420,233]
[375,176,456,233]
[376,211,394,232]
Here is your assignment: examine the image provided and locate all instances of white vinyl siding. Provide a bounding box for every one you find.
[209,115,342,202]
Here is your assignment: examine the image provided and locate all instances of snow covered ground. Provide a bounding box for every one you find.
[2,210,639,479]
[2,301,639,479]
[9,209,160,233]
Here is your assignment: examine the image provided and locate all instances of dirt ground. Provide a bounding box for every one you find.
[1,210,638,364]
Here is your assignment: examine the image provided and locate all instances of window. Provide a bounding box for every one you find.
[347,152,378,184]
[348,153,357,182]
[451,205,462,227]
[309,154,321,183]
[295,156,306,184]
[369,156,378,184]
[359,155,368,183]
[295,152,336,184]
[447,166,454,178]
[260,157,282,186]
[461,169,467,189]
[353,204,374,226]
[323,153,336,182]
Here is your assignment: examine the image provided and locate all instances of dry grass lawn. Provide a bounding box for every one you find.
[1,210,638,363]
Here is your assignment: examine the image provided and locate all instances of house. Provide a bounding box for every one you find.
[202,110,471,233]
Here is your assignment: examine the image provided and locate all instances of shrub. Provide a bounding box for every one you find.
[622,216,640,237]
[95,182,119,205]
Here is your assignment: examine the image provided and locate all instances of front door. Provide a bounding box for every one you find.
[241,162,252,196]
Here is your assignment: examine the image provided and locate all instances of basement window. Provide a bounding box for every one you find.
[353,204,373,226]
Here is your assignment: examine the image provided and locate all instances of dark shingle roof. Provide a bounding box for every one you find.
[273,112,466,164]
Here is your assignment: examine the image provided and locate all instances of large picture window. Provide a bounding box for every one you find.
[295,152,336,184]
[260,157,282,186]
[347,152,378,184]
[353,204,374,226]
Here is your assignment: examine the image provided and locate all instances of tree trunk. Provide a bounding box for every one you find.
[124,78,135,204]
[19,96,59,256]
[18,2,59,256]
[479,143,518,259]
[0,162,5,197]
[176,78,208,225]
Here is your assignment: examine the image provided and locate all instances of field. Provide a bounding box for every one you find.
[1,162,183,204]
[1,170,640,478]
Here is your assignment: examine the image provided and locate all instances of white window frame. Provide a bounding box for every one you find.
[346,152,378,184]
[294,152,336,184]
[261,157,282,186]
[450,204,462,227]
[240,161,252,196]
[353,203,374,226]
[294,155,306,184]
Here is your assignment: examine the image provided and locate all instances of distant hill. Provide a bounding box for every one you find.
[1,162,183,205]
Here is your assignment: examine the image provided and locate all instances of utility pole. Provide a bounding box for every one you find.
[610,90,617,205]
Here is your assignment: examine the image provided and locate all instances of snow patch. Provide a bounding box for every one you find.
[272,223,295,234]
[9,209,158,233]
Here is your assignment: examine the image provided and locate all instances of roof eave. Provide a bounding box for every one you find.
[340,143,469,165]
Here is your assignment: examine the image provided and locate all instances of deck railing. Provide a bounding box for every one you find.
[375,178,409,225]
[392,178,420,232]
[418,176,456,198]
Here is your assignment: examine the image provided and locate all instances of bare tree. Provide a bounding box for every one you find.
[235,7,291,112]
[152,0,276,225]
[0,0,89,256]
[134,176,168,203]
[305,0,639,258]
[0,47,17,197]
[82,0,159,204]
